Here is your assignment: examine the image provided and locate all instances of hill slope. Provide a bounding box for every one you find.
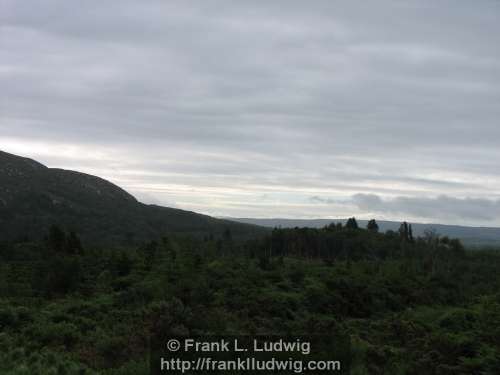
[0,151,264,245]
[230,218,500,248]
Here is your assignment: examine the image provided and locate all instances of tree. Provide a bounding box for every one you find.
[47,225,66,253]
[0,264,9,297]
[66,231,83,254]
[345,217,359,230]
[408,224,414,242]
[326,223,337,231]
[223,227,232,241]
[115,252,133,277]
[143,240,158,271]
[36,256,82,296]
[423,228,438,244]
[367,219,379,233]
[399,222,410,242]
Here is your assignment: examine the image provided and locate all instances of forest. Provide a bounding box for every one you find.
[1,219,499,374]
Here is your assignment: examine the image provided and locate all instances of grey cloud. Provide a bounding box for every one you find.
[1,1,500,224]
[352,194,500,222]
[310,196,337,205]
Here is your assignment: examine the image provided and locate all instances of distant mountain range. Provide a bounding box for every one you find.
[229,218,500,248]
[3,150,499,248]
[0,151,264,245]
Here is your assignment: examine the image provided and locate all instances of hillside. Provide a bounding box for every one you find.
[230,218,500,248]
[0,151,264,245]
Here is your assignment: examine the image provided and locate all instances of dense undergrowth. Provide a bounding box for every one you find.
[1,222,499,374]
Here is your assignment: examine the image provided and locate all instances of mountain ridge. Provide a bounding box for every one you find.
[3,149,498,248]
[0,150,264,245]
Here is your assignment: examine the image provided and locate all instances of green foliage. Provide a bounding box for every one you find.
[0,225,499,374]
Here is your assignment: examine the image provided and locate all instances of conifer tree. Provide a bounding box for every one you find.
[367,219,379,233]
[345,217,359,230]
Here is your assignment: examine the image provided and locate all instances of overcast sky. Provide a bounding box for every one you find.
[1,0,500,225]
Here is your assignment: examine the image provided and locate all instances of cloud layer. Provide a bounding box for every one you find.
[1,1,500,225]
[351,194,500,223]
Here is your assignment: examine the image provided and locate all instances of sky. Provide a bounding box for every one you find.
[1,0,500,226]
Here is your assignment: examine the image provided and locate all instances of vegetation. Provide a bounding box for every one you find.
[1,220,499,374]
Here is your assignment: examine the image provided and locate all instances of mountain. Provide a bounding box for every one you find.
[4,149,498,248]
[0,151,265,245]
[229,218,500,248]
